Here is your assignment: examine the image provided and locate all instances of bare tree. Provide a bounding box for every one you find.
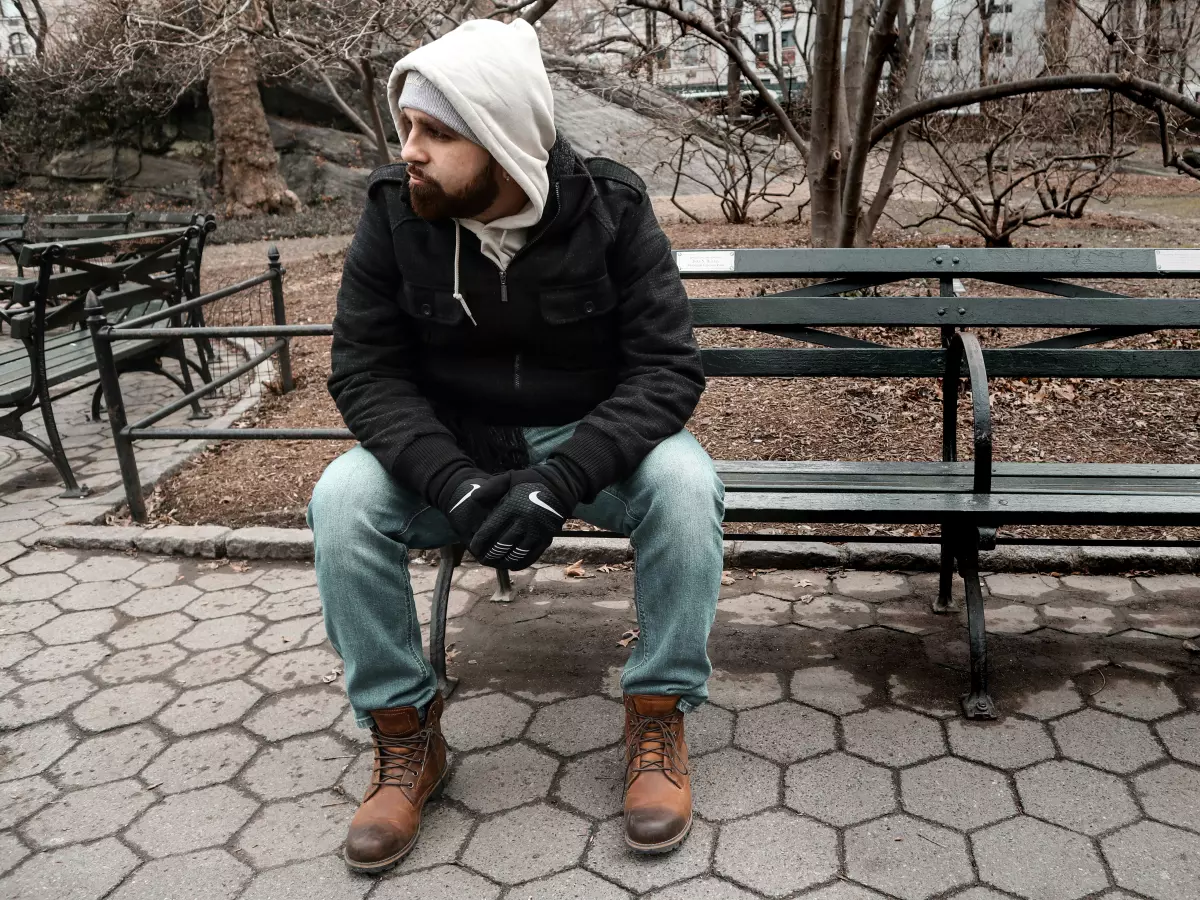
[9,0,49,58]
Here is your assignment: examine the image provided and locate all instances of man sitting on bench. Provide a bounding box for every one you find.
[307,17,723,872]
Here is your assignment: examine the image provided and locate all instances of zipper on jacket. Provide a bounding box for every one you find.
[499,269,508,303]
[513,352,521,390]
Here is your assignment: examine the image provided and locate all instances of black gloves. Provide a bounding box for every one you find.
[436,469,507,546]
[468,463,578,570]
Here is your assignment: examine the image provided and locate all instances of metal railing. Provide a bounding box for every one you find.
[86,245,352,521]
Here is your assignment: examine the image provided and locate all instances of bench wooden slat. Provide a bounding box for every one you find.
[0,334,166,404]
[723,490,1200,525]
[692,296,1200,328]
[701,348,1200,379]
[714,460,1200,479]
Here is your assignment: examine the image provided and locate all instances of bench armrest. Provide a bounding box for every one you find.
[942,332,993,493]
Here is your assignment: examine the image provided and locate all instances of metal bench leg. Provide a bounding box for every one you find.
[430,544,463,699]
[492,568,515,603]
[933,526,960,613]
[171,339,212,421]
[33,382,88,499]
[956,531,997,720]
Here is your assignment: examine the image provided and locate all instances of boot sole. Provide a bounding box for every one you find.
[625,815,693,855]
[343,770,450,875]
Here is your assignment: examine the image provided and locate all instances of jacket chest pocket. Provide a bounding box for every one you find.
[538,275,619,325]
[401,283,465,327]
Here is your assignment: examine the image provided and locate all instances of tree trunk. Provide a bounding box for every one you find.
[1042,0,1075,74]
[725,1,745,119]
[358,58,393,167]
[977,1,992,85]
[809,0,844,246]
[208,42,301,218]
[1143,0,1162,80]
[843,0,873,125]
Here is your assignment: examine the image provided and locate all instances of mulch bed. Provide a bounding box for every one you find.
[133,217,1200,545]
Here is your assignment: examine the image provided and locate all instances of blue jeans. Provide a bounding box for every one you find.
[306,422,725,725]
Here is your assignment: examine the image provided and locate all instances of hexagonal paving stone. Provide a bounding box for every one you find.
[254,586,321,621]
[707,671,783,710]
[67,555,145,583]
[1102,820,1200,900]
[54,579,138,611]
[0,776,59,829]
[845,814,974,900]
[1133,574,1200,597]
[790,665,874,715]
[186,586,267,620]
[1134,763,1200,833]
[462,802,590,884]
[554,746,625,819]
[0,832,27,877]
[239,855,371,900]
[0,601,60,634]
[1014,681,1085,720]
[108,848,250,900]
[984,604,1041,635]
[7,549,78,575]
[194,570,259,592]
[14,641,109,681]
[177,614,263,650]
[901,757,1017,830]
[875,601,948,635]
[241,686,345,741]
[794,595,874,630]
[1090,674,1183,722]
[48,725,163,787]
[129,560,183,588]
[1061,575,1137,605]
[974,816,1108,900]
[241,734,351,800]
[394,804,474,874]
[1157,713,1200,765]
[441,692,533,751]
[734,701,836,764]
[120,584,201,618]
[0,572,75,603]
[1125,609,1200,639]
[715,809,838,897]
[156,681,263,736]
[128,784,260,857]
[253,567,318,594]
[834,571,911,601]
[584,816,715,894]
[20,778,154,848]
[72,680,176,732]
[252,616,324,654]
[690,748,780,821]
[754,570,831,601]
[0,675,96,728]
[141,729,260,794]
[374,864,499,900]
[170,645,261,688]
[645,877,761,900]
[515,869,632,900]
[843,708,946,767]
[106,612,193,650]
[234,791,352,867]
[1053,709,1164,774]
[32,609,117,645]
[526,696,624,756]
[785,751,895,826]
[716,592,791,626]
[94,643,189,684]
[687,702,734,756]
[985,574,1059,601]
[0,837,137,900]
[1016,760,1139,836]
[0,634,39,669]
[247,646,340,693]
[946,717,1055,770]
[1042,603,1123,636]
[446,742,558,814]
[0,721,76,783]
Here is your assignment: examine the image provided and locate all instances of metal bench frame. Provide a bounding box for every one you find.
[92,245,1200,718]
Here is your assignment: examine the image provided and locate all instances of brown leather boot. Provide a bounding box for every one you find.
[623,694,692,853]
[343,692,448,873]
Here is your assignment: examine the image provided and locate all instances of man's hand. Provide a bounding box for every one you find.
[437,470,507,546]
[468,466,576,569]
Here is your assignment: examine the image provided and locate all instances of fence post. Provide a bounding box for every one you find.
[267,245,294,394]
[85,291,147,522]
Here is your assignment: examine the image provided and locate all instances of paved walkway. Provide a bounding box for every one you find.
[0,549,1198,900]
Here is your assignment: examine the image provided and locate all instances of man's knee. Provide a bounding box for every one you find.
[641,433,724,520]
[308,447,390,530]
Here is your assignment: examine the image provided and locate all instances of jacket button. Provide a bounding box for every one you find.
[421,304,432,316]
[584,301,595,313]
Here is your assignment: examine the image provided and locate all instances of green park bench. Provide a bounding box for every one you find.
[90,245,1200,718]
[1,223,215,497]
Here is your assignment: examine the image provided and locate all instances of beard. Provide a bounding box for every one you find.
[408,162,500,220]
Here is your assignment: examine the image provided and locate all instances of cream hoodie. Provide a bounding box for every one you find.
[387,19,556,271]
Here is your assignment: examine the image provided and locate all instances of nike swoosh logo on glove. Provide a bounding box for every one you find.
[449,483,481,513]
[529,490,564,518]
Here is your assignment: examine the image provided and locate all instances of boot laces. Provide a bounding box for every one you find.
[626,711,688,787]
[371,726,431,790]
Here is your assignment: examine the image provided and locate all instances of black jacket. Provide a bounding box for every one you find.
[328,136,705,505]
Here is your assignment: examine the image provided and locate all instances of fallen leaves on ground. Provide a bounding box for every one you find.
[563,559,595,578]
[617,628,639,647]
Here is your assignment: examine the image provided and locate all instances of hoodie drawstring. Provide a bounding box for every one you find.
[452,220,477,327]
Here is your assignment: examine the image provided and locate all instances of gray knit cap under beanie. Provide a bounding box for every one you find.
[398,72,481,145]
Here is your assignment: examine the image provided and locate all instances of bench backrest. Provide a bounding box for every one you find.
[677,248,1200,380]
[0,213,27,242]
[39,212,135,241]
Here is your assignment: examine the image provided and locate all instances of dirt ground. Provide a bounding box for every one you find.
[140,168,1200,544]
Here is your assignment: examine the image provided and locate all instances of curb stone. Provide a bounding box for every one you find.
[26,524,1200,575]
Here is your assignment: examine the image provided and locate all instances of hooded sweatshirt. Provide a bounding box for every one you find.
[386,19,555,271]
